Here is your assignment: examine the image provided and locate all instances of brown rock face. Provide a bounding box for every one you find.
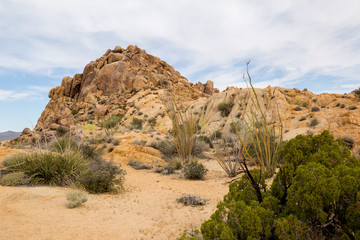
[33,45,214,135]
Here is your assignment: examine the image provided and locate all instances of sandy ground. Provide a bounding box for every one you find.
[0,148,230,240]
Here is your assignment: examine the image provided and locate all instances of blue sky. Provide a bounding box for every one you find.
[0,0,359,132]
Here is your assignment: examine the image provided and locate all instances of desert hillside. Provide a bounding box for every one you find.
[1,45,360,239]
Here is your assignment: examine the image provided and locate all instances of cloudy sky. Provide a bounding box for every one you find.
[0,0,359,132]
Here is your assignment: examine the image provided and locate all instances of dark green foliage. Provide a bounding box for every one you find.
[183,160,208,180]
[147,117,157,127]
[349,105,358,110]
[309,118,319,127]
[157,79,169,86]
[218,102,234,117]
[352,86,360,100]
[71,109,78,115]
[211,130,222,139]
[102,115,123,129]
[79,157,125,193]
[131,117,143,129]
[294,106,302,111]
[199,131,360,239]
[311,106,320,112]
[128,159,152,170]
[129,88,137,94]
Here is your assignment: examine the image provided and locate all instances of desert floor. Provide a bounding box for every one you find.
[0,147,229,240]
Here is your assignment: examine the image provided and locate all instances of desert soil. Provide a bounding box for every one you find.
[0,147,229,240]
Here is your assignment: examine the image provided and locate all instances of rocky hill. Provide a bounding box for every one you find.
[32,45,217,138]
[18,45,360,153]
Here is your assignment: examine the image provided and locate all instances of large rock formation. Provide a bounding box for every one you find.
[33,45,218,136]
[18,45,359,154]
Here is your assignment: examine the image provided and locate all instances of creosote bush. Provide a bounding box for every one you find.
[102,115,123,129]
[311,106,320,112]
[352,86,360,100]
[66,190,88,209]
[218,102,234,117]
[183,159,208,180]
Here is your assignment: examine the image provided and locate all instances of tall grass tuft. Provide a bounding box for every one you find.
[4,150,87,186]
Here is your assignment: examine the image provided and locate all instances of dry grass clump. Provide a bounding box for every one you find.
[177,195,207,206]
[128,159,152,170]
[65,190,88,209]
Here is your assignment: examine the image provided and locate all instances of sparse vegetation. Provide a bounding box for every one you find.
[352,86,360,99]
[183,159,208,180]
[128,159,151,170]
[294,106,302,111]
[65,190,88,208]
[177,195,207,206]
[211,130,222,139]
[218,102,234,117]
[309,118,319,127]
[147,117,157,127]
[71,109,78,115]
[102,115,123,129]
[341,136,354,150]
[311,106,320,112]
[2,136,125,193]
[56,126,69,137]
[349,105,358,110]
[131,118,143,130]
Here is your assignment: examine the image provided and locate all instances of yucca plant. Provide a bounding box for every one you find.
[4,150,87,186]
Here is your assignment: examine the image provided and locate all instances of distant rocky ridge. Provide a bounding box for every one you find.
[0,131,21,141]
[16,45,360,153]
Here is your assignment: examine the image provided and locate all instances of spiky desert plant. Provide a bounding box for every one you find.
[233,62,283,175]
[163,91,198,164]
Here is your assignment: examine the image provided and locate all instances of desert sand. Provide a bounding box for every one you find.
[0,147,229,240]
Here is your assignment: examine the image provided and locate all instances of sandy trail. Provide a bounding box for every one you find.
[0,152,229,240]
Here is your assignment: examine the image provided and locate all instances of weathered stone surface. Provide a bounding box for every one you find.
[61,76,73,97]
[94,104,108,116]
[22,128,31,135]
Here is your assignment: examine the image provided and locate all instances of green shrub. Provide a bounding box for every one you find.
[102,115,123,129]
[79,143,103,160]
[352,86,360,99]
[78,157,125,193]
[157,79,169,86]
[349,105,358,110]
[218,102,234,117]
[0,172,30,186]
[4,150,87,186]
[183,160,208,180]
[199,131,360,239]
[131,118,143,129]
[309,118,319,127]
[211,130,222,139]
[66,190,88,208]
[71,109,78,115]
[151,139,177,158]
[168,157,183,170]
[147,117,157,127]
[294,106,302,111]
[311,106,320,112]
[51,137,78,153]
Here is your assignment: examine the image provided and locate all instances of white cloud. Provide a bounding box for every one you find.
[0,0,359,93]
[0,86,52,102]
